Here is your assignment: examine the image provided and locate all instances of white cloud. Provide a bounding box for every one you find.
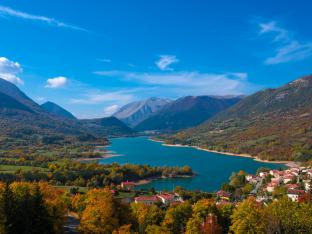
[98,58,111,63]
[0,5,87,32]
[45,76,68,88]
[259,21,289,42]
[103,105,119,116]
[265,41,312,65]
[94,70,252,96]
[155,55,179,71]
[70,90,134,105]
[0,57,23,85]
[258,20,312,64]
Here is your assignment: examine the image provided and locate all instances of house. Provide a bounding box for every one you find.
[287,189,305,202]
[246,174,255,182]
[134,195,159,205]
[290,167,300,173]
[121,181,135,190]
[246,175,259,184]
[283,174,295,184]
[303,180,311,191]
[157,193,182,205]
[271,177,281,184]
[259,172,268,178]
[216,190,232,200]
[285,184,299,190]
[266,182,278,193]
[270,170,283,178]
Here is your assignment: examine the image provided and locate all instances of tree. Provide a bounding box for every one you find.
[161,202,192,234]
[145,225,167,234]
[0,182,59,234]
[112,224,132,234]
[230,197,265,234]
[79,189,119,234]
[242,183,253,195]
[186,199,219,234]
[130,203,163,233]
[0,183,17,234]
[266,196,298,233]
[217,203,235,234]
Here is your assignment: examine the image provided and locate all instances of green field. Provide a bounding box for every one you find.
[0,165,48,174]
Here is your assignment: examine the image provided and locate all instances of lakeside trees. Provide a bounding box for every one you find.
[0,160,194,188]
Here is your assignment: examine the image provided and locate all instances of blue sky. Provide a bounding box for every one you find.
[0,0,312,118]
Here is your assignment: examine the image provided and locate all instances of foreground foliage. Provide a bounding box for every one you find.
[0,182,67,234]
[72,188,312,234]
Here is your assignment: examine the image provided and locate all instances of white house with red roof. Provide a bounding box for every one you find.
[121,181,135,190]
[157,193,182,205]
[287,189,305,202]
[266,182,279,193]
[283,174,295,184]
[134,195,159,205]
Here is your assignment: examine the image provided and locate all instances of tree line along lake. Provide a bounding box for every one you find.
[99,136,285,192]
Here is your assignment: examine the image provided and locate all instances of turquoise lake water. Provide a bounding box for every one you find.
[99,137,284,192]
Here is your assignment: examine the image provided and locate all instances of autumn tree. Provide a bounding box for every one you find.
[130,203,164,233]
[161,202,192,234]
[79,188,119,234]
[230,197,265,234]
[185,199,219,234]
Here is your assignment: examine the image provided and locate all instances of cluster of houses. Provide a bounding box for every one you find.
[215,166,312,204]
[249,166,311,202]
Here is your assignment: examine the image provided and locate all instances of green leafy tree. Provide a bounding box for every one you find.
[230,197,265,234]
[161,202,192,234]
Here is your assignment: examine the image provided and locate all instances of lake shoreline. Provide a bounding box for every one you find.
[133,175,194,186]
[77,147,123,162]
[150,138,299,168]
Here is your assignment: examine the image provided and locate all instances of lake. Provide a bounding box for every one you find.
[99,137,285,192]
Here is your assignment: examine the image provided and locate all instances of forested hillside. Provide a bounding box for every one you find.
[165,75,312,161]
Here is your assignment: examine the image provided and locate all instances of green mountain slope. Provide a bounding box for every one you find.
[165,75,312,161]
[0,78,98,143]
[80,117,134,137]
[135,96,242,132]
[41,101,77,120]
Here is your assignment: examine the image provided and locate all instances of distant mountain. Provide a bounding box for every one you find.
[41,101,76,120]
[113,97,171,127]
[80,117,134,137]
[166,75,312,161]
[0,78,97,143]
[135,96,242,132]
[0,78,42,112]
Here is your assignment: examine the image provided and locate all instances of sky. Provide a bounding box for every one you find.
[1,0,312,118]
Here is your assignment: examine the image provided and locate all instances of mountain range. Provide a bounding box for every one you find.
[0,78,132,144]
[135,95,242,132]
[113,97,171,127]
[165,75,312,161]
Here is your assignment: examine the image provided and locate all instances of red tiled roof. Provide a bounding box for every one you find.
[135,195,159,202]
[158,193,175,200]
[287,189,305,195]
[217,190,231,197]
